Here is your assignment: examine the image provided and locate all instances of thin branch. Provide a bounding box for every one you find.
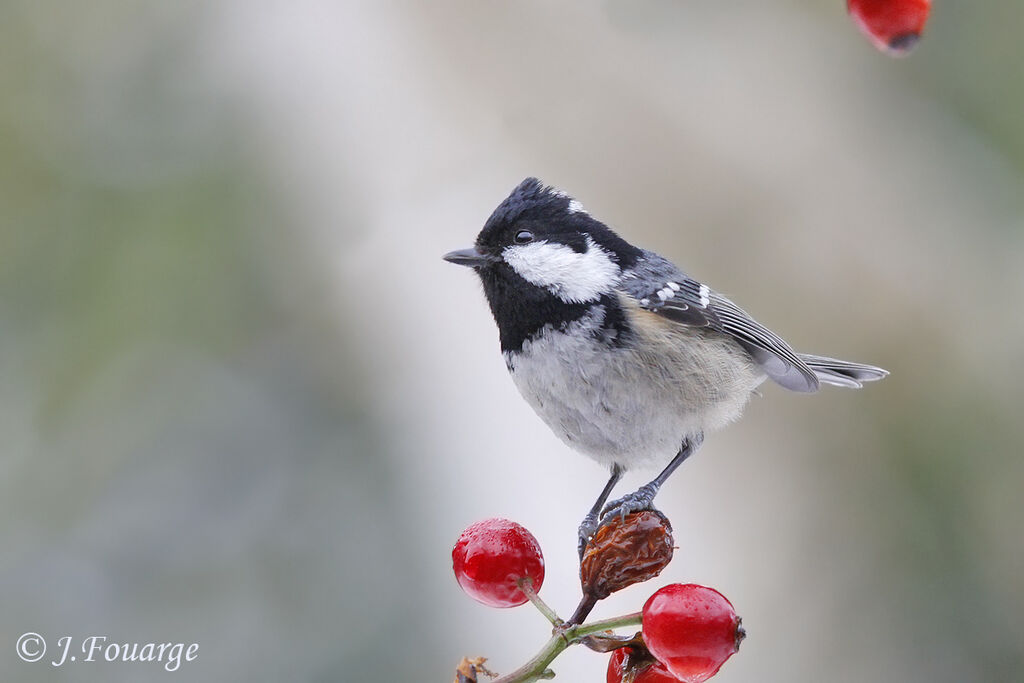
[490,633,567,683]
[572,611,642,637]
[488,611,644,683]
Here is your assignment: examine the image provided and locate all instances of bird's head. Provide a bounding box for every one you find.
[444,178,641,305]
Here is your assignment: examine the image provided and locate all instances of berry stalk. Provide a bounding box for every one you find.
[517,577,562,627]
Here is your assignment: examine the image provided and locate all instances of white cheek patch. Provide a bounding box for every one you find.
[503,236,620,303]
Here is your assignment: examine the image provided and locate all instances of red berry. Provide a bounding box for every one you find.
[607,647,678,683]
[641,584,744,683]
[452,518,545,608]
[847,0,932,56]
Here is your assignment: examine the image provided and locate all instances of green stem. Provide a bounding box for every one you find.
[490,633,567,683]
[489,611,643,683]
[572,611,642,637]
[518,578,563,627]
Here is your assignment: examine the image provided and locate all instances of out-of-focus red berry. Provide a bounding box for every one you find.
[607,647,678,683]
[848,0,932,56]
[641,584,744,683]
[452,518,545,608]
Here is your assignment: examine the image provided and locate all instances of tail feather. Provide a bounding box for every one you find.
[799,353,889,389]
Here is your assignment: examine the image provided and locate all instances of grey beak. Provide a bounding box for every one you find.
[443,247,495,268]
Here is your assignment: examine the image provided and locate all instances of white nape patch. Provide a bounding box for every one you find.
[546,186,587,214]
[503,236,620,303]
[698,283,710,307]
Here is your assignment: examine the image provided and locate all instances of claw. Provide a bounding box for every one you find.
[599,483,659,527]
[578,512,599,560]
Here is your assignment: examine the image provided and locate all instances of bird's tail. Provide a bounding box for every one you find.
[799,353,889,389]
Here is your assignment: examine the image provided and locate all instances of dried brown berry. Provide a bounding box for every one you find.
[570,511,674,624]
[453,656,494,683]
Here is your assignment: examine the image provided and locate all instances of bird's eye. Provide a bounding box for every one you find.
[514,230,534,244]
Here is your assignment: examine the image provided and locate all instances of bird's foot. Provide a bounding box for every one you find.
[599,483,659,527]
[577,511,599,561]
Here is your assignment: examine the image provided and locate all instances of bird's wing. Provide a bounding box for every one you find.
[619,252,820,393]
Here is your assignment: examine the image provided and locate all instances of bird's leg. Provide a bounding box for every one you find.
[578,464,624,560]
[599,433,703,525]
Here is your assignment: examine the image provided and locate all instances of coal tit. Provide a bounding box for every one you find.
[444,178,887,559]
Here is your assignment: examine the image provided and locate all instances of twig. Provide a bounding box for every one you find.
[489,612,643,683]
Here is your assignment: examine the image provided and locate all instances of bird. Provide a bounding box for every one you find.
[444,177,887,561]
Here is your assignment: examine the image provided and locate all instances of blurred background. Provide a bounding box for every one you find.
[2,1,1022,681]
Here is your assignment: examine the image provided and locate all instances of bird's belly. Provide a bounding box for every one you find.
[505,324,762,470]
